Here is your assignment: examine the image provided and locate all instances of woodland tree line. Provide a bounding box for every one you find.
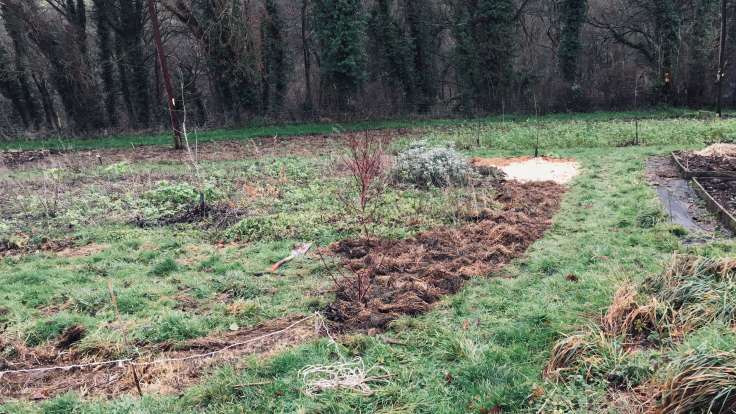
[0,0,733,136]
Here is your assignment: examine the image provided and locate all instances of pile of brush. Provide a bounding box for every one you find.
[541,254,736,413]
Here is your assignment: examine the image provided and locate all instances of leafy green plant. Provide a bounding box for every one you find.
[103,161,130,176]
[144,181,213,207]
[137,312,209,343]
[150,258,178,276]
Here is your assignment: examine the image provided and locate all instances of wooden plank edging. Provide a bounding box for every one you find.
[692,178,736,233]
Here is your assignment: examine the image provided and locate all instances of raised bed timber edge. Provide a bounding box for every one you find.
[692,178,736,233]
[671,152,736,179]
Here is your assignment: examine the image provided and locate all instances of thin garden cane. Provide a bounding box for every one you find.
[108,280,143,397]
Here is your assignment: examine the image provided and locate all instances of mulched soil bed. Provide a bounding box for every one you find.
[697,178,736,215]
[325,180,565,330]
[672,151,736,175]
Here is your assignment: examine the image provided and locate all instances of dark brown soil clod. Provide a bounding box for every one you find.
[325,181,565,330]
[56,325,86,350]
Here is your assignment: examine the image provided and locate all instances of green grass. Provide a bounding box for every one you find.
[2,111,736,413]
[0,107,711,151]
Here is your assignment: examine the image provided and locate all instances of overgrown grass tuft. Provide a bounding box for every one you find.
[657,350,736,414]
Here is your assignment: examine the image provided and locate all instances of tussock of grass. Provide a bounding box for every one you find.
[543,334,593,381]
[656,351,736,414]
[602,285,671,342]
[646,254,736,332]
[542,254,736,412]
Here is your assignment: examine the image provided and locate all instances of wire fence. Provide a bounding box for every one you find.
[0,313,317,378]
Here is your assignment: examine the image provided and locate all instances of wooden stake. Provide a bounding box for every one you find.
[130,363,144,397]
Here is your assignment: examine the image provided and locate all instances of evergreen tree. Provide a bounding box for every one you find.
[453,0,516,112]
[0,43,32,128]
[654,0,681,102]
[6,0,105,131]
[119,0,151,126]
[261,0,287,115]
[404,0,437,113]
[94,0,117,126]
[2,2,41,129]
[313,0,366,110]
[558,0,587,83]
[189,0,260,120]
[366,0,416,110]
[686,0,717,106]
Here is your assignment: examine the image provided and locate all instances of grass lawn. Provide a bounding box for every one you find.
[0,107,714,152]
[2,112,736,413]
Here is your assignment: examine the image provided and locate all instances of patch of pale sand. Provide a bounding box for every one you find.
[472,157,580,184]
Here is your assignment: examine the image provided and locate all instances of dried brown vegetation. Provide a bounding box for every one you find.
[542,255,736,413]
[0,315,318,401]
[325,181,565,330]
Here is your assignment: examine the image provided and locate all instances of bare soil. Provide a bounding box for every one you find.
[325,180,565,330]
[4,129,416,170]
[0,315,318,401]
[698,178,736,215]
[0,237,77,258]
[56,243,108,258]
[0,149,52,167]
[672,151,736,174]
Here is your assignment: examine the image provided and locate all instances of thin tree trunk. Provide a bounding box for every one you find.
[717,0,729,117]
[114,34,136,125]
[32,73,60,131]
[301,0,313,117]
[146,0,182,149]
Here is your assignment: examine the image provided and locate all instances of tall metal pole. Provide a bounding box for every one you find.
[716,0,729,118]
[147,0,183,149]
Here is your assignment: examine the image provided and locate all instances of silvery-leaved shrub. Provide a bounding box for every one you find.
[391,141,476,188]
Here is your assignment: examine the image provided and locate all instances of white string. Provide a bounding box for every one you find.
[131,314,315,367]
[0,314,316,377]
[299,314,391,397]
[0,357,133,376]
